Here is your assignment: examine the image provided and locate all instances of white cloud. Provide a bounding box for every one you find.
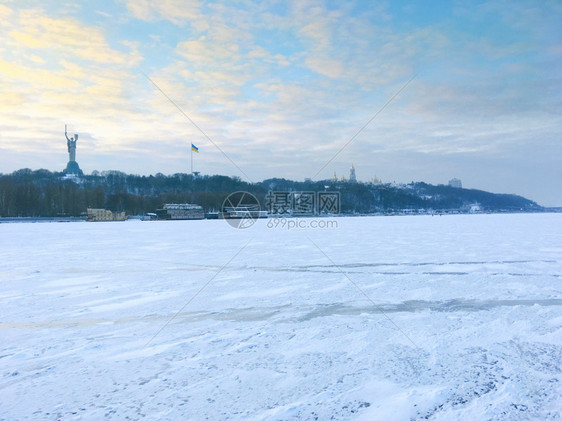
[8,9,139,65]
[0,4,12,20]
[125,0,208,29]
[176,37,242,68]
[304,57,344,78]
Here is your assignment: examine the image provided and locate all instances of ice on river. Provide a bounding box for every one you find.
[1,213,561,420]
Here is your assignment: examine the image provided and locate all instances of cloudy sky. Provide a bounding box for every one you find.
[0,0,560,205]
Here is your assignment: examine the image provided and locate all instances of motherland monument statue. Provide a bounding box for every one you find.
[64,124,83,175]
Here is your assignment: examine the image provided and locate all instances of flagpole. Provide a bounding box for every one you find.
[191,144,193,176]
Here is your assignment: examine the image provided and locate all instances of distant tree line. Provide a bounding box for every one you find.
[0,169,541,217]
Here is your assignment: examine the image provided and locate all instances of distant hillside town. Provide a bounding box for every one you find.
[0,167,543,218]
[0,126,545,218]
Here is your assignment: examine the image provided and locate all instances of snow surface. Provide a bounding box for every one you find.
[1,213,561,420]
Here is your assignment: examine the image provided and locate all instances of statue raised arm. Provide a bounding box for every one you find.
[65,125,78,142]
[65,124,71,142]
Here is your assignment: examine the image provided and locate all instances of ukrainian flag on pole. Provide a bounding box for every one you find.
[190,143,199,175]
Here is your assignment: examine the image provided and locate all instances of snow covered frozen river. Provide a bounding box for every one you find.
[1,213,561,420]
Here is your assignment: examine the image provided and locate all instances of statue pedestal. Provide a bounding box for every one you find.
[64,160,83,176]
